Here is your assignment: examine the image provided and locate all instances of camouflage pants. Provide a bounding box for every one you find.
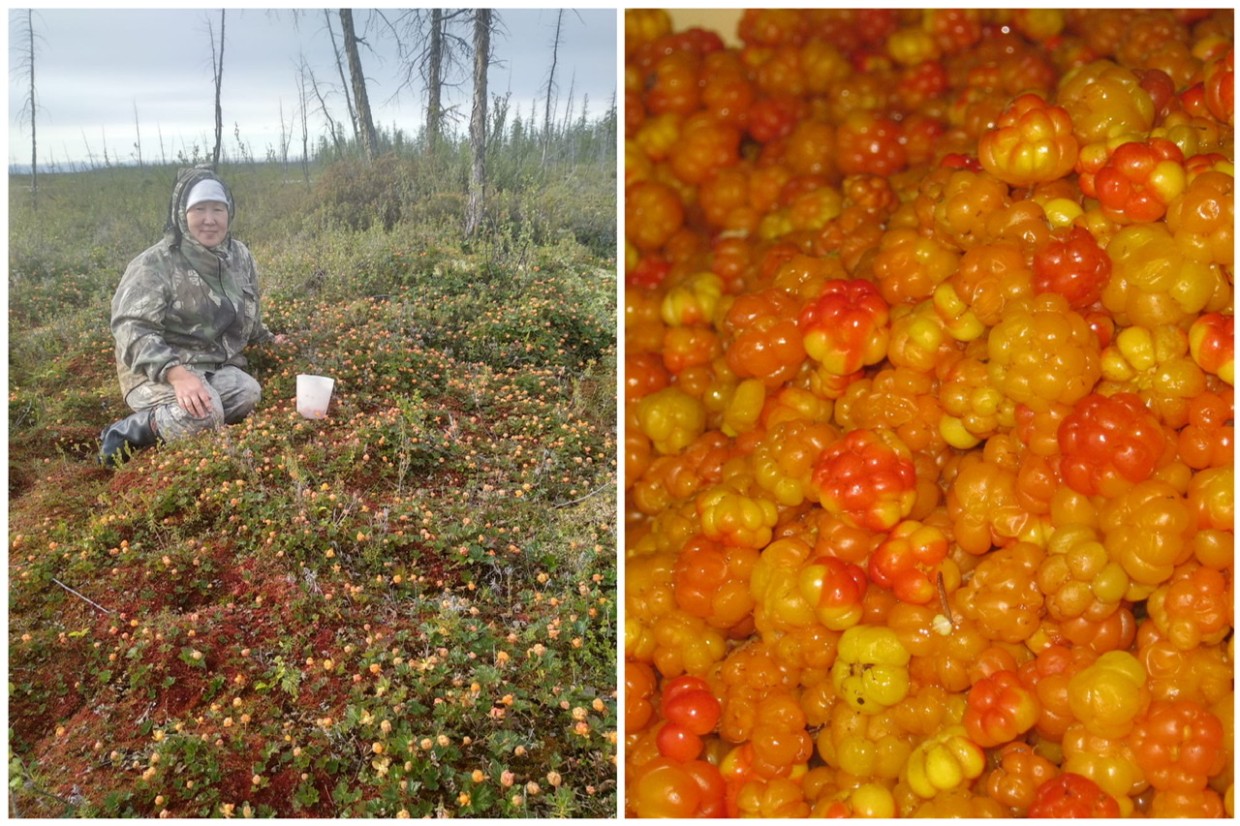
[126,365,261,444]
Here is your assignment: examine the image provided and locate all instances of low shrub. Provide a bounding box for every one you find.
[8,155,617,818]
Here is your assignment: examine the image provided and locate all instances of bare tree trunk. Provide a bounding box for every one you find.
[133,103,143,168]
[426,9,444,155]
[296,64,315,182]
[14,10,39,203]
[339,9,379,161]
[560,74,576,165]
[466,9,492,238]
[541,10,564,165]
[27,10,37,201]
[381,8,468,155]
[304,60,345,157]
[298,66,311,183]
[211,9,226,169]
[323,10,356,140]
[80,130,96,169]
[277,99,291,173]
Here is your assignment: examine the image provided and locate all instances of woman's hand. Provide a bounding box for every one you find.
[167,366,213,419]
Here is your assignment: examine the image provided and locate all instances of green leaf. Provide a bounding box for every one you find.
[179,646,206,668]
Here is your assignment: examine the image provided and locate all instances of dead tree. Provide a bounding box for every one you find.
[275,98,293,173]
[541,9,563,163]
[427,9,444,154]
[466,9,493,238]
[322,10,357,140]
[378,9,470,155]
[339,9,379,161]
[302,57,346,157]
[208,10,226,169]
[14,10,39,202]
[297,64,312,183]
[132,103,143,167]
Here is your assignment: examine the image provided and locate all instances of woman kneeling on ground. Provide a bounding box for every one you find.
[100,166,287,466]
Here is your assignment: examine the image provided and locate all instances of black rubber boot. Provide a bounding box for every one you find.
[98,410,159,467]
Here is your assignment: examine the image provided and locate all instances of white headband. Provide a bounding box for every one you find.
[185,179,229,211]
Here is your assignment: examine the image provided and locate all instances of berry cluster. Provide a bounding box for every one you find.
[625,8,1233,818]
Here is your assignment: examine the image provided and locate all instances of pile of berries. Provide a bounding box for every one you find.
[625,8,1233,818]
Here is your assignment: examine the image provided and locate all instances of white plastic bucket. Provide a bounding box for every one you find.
[296,374,335,419]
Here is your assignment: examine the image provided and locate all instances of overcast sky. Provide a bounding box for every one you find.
[7,7,618,169]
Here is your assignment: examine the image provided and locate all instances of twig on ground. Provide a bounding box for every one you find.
[51,577,113,615]
[553,482,614,510]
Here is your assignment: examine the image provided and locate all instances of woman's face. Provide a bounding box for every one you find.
[186,201,230,247]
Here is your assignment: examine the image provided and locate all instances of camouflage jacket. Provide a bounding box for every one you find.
[112,167,275,401]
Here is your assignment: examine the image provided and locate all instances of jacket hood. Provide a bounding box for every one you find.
[165,166,235,249]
